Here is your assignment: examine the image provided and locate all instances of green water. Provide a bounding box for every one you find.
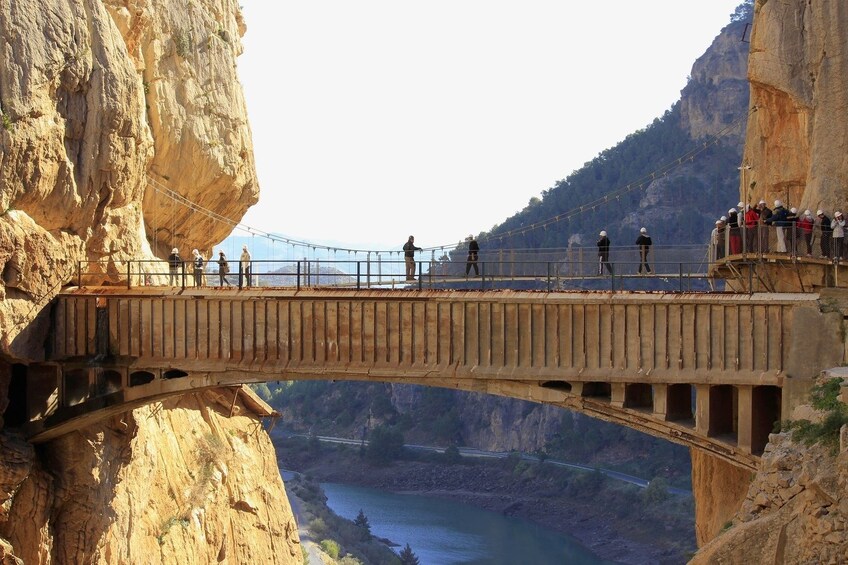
[322,482,616,565]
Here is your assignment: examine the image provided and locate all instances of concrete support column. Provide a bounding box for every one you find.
[695,384,711,435]
[611,382,626,408]
[736,385,753,454]
[653,384,669,420]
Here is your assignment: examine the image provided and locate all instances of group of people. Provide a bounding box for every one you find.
[166,245,254,287]
[710,199,848,261]
[596,227,653,275]
[403,234,481,280]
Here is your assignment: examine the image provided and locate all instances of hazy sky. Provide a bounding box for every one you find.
[237,1,745,251]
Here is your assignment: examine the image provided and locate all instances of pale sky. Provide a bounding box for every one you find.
[237,1,745,251]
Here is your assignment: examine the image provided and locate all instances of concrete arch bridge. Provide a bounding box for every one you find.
[12,286,846,471]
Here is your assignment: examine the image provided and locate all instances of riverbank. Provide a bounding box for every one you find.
[275,436,696,565]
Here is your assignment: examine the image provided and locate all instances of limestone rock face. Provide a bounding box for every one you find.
[0,391,300,564]
[103,0,258,258]
[679,18,751,145]
[741,0,848,211]
[691,431,848,563]
[0,0,257,353]
[689,449,752,546]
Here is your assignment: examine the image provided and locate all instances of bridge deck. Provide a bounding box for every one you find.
[20,287,842,470]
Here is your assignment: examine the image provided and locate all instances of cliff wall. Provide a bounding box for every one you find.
[742,0,848,211]
[0,1,294,562]
[1,389,300,564]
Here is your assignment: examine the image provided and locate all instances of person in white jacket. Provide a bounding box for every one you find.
[831,212,846,260]
[240,245,252,286]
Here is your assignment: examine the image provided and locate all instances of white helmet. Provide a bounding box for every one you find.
[790,207,797,214]
[805,209,812,216]
[640,227,647,234]
[720,215,727,222]
[737,201,744,208]
[599,230,607,237]
[774,199,783,207]
[171,247,178,254]
[728,208,736,214]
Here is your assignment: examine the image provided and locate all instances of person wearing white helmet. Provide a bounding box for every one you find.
[727,207,741,255]
[167,247,182,286]
[635,227,652,274]
[764,200,788,252]
[240,245,253,287]
[710,218,726,263]
[757,199,773,253]
[785,207,799,255]
[832,211,846,261]
[191,248,205,287]
[798,210,814,257]
[597,230,612,275]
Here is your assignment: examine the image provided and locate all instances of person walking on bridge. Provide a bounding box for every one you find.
[403,235,422,281]
[818,210,832,258]
[191,249,205,287]
[217,250,231,286]
[240,245,252,287]
[635,227,652,274]
[167,247,182,286]
[465,234,480,276]
[597,231,612,275]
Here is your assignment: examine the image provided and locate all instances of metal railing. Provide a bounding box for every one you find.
[75,244,721,293]
[712,224,835,261]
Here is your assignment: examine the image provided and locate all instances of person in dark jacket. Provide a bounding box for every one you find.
[597,231,613,275]
[635,227,652,274]
[217,250,231,286]
[727,206,741,255]
[818,210,832,258]
[403,235,422,281]
[757,199,773,252]
[465,235,480,276]
[167,247,182,286]
[765,200,789,252]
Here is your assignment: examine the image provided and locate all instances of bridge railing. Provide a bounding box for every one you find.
[73,244,733,292]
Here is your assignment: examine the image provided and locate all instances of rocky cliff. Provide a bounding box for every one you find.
[741,0,848,211]
[0,1,294,562]
[1,388,300,564]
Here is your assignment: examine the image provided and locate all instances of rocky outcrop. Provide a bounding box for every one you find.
[0,389,300,564]
[679,16,751,145]
[741,0,848,212]
[691,431,848,563]
[690,449,752,546]
[0,0,257,353]
[0,1,292,562]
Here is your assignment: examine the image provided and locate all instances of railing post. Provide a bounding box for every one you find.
[297,260,301,290]
[127,261,132,289]
[356,261,361,290]
[417,262,422,290]
[78,260,82,288]
[480,262,485,290]
[181,263,186,290]
[679,263,683,292]
[546,262,551,291]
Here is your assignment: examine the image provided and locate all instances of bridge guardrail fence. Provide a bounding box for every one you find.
[73,244,741,292]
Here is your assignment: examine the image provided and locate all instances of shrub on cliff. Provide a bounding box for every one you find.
[784,378,848,454]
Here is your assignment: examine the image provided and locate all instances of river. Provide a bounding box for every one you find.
[322,482,615,565]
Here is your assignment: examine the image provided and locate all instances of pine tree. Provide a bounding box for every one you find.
[353,508,371,535]
[398,543,420,565]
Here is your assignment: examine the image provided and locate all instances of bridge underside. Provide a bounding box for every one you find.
[15,287,847,470]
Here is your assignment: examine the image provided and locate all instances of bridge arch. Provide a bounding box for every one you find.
[18,287,841,470]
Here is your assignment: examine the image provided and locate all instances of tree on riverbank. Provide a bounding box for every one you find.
[398,543,420,565]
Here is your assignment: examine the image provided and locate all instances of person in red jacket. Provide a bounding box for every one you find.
[744,204,760,253]
[798,209,814,257]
